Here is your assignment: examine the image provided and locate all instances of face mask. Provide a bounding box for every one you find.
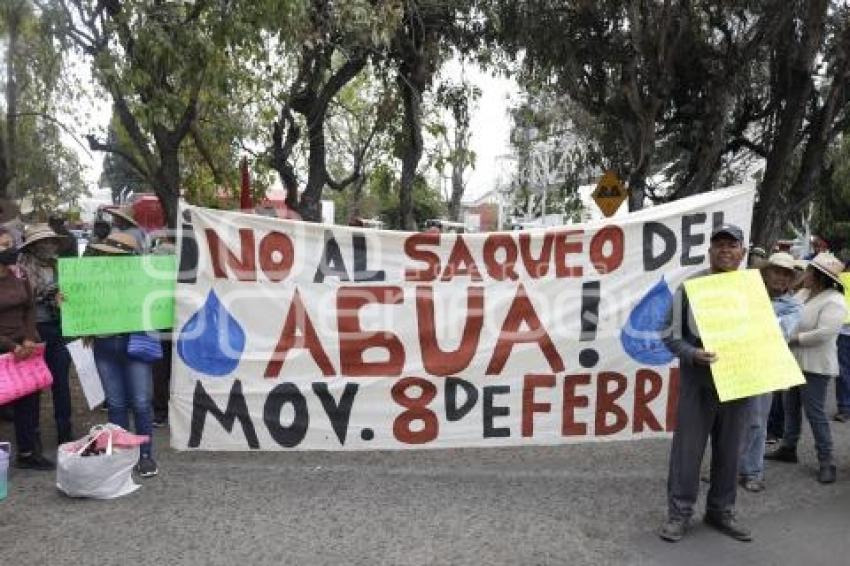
[0,248,20,266]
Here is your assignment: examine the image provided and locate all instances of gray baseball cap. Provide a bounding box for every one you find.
[710,223,744,242]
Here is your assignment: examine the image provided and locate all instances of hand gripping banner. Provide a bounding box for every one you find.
[170,186,755,450]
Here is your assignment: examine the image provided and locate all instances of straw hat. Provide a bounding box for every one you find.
[794,259,808,271]
[761,252,796,273]
[90,232,140,255]
[20,223,63,249]
[109,206,139,227]
[808,252,845,289]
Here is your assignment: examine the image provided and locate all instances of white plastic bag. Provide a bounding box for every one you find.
[56,425,141,499]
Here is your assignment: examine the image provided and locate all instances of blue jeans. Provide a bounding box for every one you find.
[836,335,850,414]
[766,392,784,439]
[739,393,772,480]
[783,372,833,463]
[93,335,154,459]
[37,321,73,440]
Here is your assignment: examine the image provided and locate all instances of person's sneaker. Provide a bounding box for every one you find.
[658,517,689,542]
[833,412,850,423]
[817,463,837,484]
[15,452,55,471]
[765,436,779,446]
[152,415,168,428]
[135,457,159,478]
[739,477,765,493]
[765,444,798,463]
[704,512,752,542]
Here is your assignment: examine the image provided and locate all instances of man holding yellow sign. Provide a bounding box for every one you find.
[659,224,755,543]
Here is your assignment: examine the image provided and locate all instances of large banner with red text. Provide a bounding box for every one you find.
[170,186,755,450]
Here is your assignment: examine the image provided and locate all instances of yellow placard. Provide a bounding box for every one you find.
[684,269,805,402]
[841,273,850,323]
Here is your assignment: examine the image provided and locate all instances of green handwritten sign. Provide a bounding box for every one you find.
[684,269,804,402]
[59,256,177,336]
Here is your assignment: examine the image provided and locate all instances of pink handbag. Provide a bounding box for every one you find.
[0,344,52,405]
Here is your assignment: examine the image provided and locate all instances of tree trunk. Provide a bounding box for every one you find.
[348,174,366,223]
[751,0,828,248]
[298,112,327,222]
[398,70,424,231]
[674,89,732,199]
[154,145,181,229]
[2,2,21,199]
[447,128,466,222]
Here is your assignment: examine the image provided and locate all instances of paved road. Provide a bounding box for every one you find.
[2,394,849,565]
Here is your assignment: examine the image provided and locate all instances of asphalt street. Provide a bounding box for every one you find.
[2,386,849,566]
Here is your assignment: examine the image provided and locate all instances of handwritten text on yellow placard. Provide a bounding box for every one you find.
[684,269,804,402]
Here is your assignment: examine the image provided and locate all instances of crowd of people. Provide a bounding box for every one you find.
[659,226,849,543]
[0,212,847,524]
[0,208,173,479]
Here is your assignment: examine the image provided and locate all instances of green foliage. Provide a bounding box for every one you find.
[1,0,87,207]
[812,137,850,249]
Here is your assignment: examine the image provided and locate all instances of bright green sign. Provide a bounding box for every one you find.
[59,256,177,336]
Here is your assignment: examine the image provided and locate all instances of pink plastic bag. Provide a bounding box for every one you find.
[61,424,149,455]
[0,344,52,405]
[93,428,149,451]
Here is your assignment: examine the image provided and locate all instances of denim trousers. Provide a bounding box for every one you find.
[836,335,850,414]
[766,391,784,439]
[739,392,773,480]
[783,372,833,463]
[93,335,154,459]
[37,320,73,439]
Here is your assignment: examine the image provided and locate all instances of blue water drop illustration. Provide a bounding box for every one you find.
[620,277,675,366]
[177,290,246,376]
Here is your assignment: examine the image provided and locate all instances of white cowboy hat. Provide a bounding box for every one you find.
[89,232,140,255]
[19,223,63,250]
[761,252,796,273]
[808,252,845,289]
[109,206,139,227]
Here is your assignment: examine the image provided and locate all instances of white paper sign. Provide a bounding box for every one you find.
[67,339,105,409]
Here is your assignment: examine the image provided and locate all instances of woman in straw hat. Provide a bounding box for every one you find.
[106,206,147,253]
[0,226,53,470]
[19,224,74,444]
[766,252,848,483]
[738,253,801,492]
[87,232,158,477]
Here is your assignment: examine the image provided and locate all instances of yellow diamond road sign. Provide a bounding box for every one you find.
[592,171,628,217]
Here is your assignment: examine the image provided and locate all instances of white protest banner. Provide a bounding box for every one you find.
[170,185,755,450]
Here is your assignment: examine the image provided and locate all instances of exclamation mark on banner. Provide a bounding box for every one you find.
[579,281,601,368]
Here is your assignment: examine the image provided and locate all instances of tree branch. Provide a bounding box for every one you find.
[726,136,769,157]
[190,123,229,189]
[85,134,150,179]
[10,112,93,158]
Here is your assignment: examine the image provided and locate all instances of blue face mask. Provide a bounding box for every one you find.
[0,248,19,266]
